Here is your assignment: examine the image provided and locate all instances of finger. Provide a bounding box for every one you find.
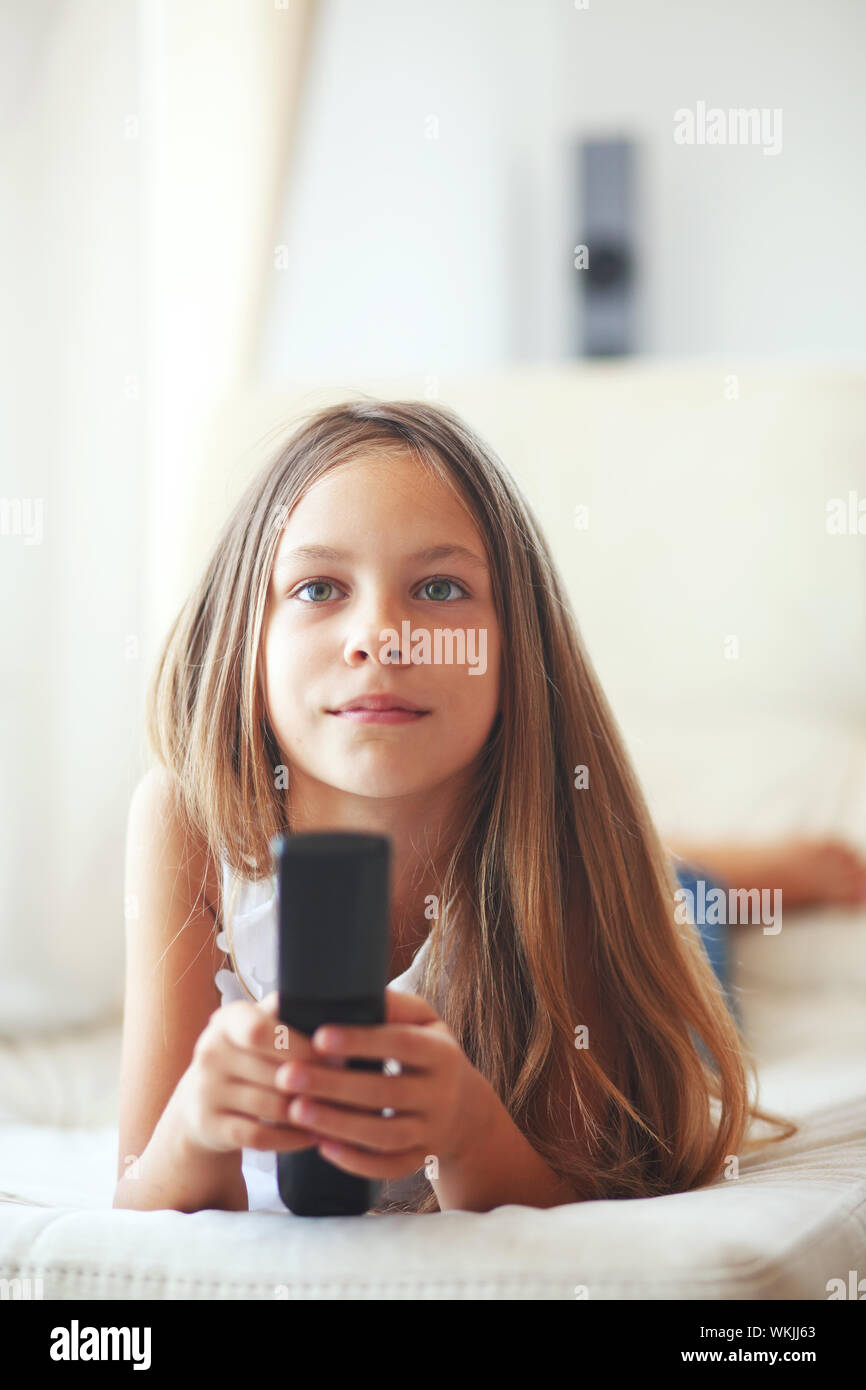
[223,1048,295,1092]
[215,1109,322,1153]
[287,1097,421,1154]
[263,994,344,1065]
[278,1059,422,1112]
[316,1140,430,1180]
[224,1077,318,1125]
[265,995,320,1049]
[312,1020,446,1069]
[223,1000,318,1065]
[384,985,441,1025]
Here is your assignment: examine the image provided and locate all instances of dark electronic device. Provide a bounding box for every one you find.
[270,831,391,1216]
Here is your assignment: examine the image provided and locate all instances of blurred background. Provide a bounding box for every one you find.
[1,0,865,1063]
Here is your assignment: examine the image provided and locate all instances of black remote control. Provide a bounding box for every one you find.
[270,831,391,1216]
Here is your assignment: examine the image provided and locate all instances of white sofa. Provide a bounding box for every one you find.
[2,362,864,1299]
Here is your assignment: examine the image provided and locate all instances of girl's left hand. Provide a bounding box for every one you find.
[274,986,488,1182]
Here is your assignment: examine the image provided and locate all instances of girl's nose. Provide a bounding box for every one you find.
[342,606,409,666]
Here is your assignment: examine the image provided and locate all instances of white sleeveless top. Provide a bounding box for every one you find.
[214,855,446,1213]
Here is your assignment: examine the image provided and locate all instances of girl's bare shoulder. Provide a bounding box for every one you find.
[127,766,221,924]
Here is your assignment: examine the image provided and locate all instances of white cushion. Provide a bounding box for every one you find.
[1,1087,863,1300]
[1,945,864,1299]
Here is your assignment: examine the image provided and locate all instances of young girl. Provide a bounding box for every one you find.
[114,397,796,1217]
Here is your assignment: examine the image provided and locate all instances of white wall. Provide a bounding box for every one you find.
[259,0,517,378]
[0,0,145,1030]
[259,0,866,378]
[0,0,312,1033]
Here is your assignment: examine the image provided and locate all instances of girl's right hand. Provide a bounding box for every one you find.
[175,991,322,1156]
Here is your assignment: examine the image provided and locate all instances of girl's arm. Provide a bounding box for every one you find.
[113,766,248,1212]
[432,1068,587,1211]
[669,836,866,910]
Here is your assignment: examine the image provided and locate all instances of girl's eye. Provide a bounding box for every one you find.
[292,577,468,603]
[417,577,468,601]
[294,579,341,603]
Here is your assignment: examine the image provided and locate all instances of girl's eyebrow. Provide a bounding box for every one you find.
[274,543,489,578]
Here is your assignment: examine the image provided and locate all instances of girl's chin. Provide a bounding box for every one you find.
[324,763,448,799]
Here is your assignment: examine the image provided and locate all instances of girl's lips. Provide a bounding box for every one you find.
[328,709,430,725]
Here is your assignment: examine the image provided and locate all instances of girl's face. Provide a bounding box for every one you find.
[261,452,502,805]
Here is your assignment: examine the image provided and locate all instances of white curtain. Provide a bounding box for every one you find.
[0,0,316,1034]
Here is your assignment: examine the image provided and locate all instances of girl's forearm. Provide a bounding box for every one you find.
[431,1072,583,1213]
[112,1086,248,1213]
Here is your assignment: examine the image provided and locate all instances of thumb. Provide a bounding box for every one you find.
[384,983,439,1024]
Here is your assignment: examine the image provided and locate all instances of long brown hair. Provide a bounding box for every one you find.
[146,396,796,1213]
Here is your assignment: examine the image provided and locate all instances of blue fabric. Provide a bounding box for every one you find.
[673,861,740,1025]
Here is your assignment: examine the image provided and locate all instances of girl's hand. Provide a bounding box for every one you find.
[175,991,324,1157]
[279,986,488,1183]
